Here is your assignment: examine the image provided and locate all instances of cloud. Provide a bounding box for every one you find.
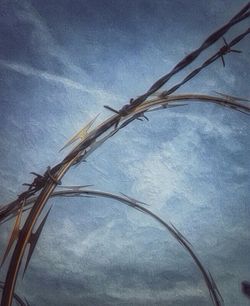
[126,112,234,209]
[0,59,115,100]
[10,0,83,75]
[1,0,120,103]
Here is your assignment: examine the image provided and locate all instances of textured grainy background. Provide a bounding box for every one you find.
[0,0,249,305]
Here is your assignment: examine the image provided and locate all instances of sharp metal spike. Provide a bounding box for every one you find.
[72,157,87,167]
[134,205,148,215]
[241,281,250,298]
[71,150,87,166]
[222,37,228,46]
[0,214,14,226]
[1,201,24,268]
[170,222,192,247]
[83,130,116,158]
[234,108,250,116]
[59,193,95,199]
[208,270,224,301]
[30,172,43,178]
[24,297,31,306]
[231,49,242,53]
[213,91,250,102]
[119,192,148,206]
[0,281,29,306]
[114,118,121,129]
[227,104,249,114]
[60,114,99,152]
[58,184,94,190]
[103,105,120,114]
[136,117,143,121]
[22,206,53,278]
[117,116,135,130]
[221,55,225,67]
[146,103,187,113]
[166,103,188,108]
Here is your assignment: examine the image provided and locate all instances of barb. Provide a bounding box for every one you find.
[1,200,24,268]
[60,114,99,152]
[241,280,250,298]
[103,105,120,114]
[0,282,29,306]
[146,103,188,113]
[22,206,53,278]
[213,91,250,102]
[19,166,61,199]
[119,192,149,206]
[219,37,242,67]
[58,184,94,190]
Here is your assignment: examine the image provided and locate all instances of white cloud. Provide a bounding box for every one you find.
[126,112,234,211]
[4,0,120,103]
[107,282,205,303]
[0,60,116,101]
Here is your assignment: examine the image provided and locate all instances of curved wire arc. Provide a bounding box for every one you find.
[2,188,224,305]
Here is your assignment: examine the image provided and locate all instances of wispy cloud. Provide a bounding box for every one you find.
[126,112,235,211]
[13,0,84,76]
[5,1,119,102]
[0,59,116,100]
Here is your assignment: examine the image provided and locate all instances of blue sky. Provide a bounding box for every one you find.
[0,0,249,305]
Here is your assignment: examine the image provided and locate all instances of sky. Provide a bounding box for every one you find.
[0,0,249,305]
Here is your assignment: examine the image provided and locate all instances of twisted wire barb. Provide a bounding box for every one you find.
[0,282,29,306]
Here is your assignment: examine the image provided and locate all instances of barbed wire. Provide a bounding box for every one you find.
[0,3,249,306]
[123,2,250,110]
